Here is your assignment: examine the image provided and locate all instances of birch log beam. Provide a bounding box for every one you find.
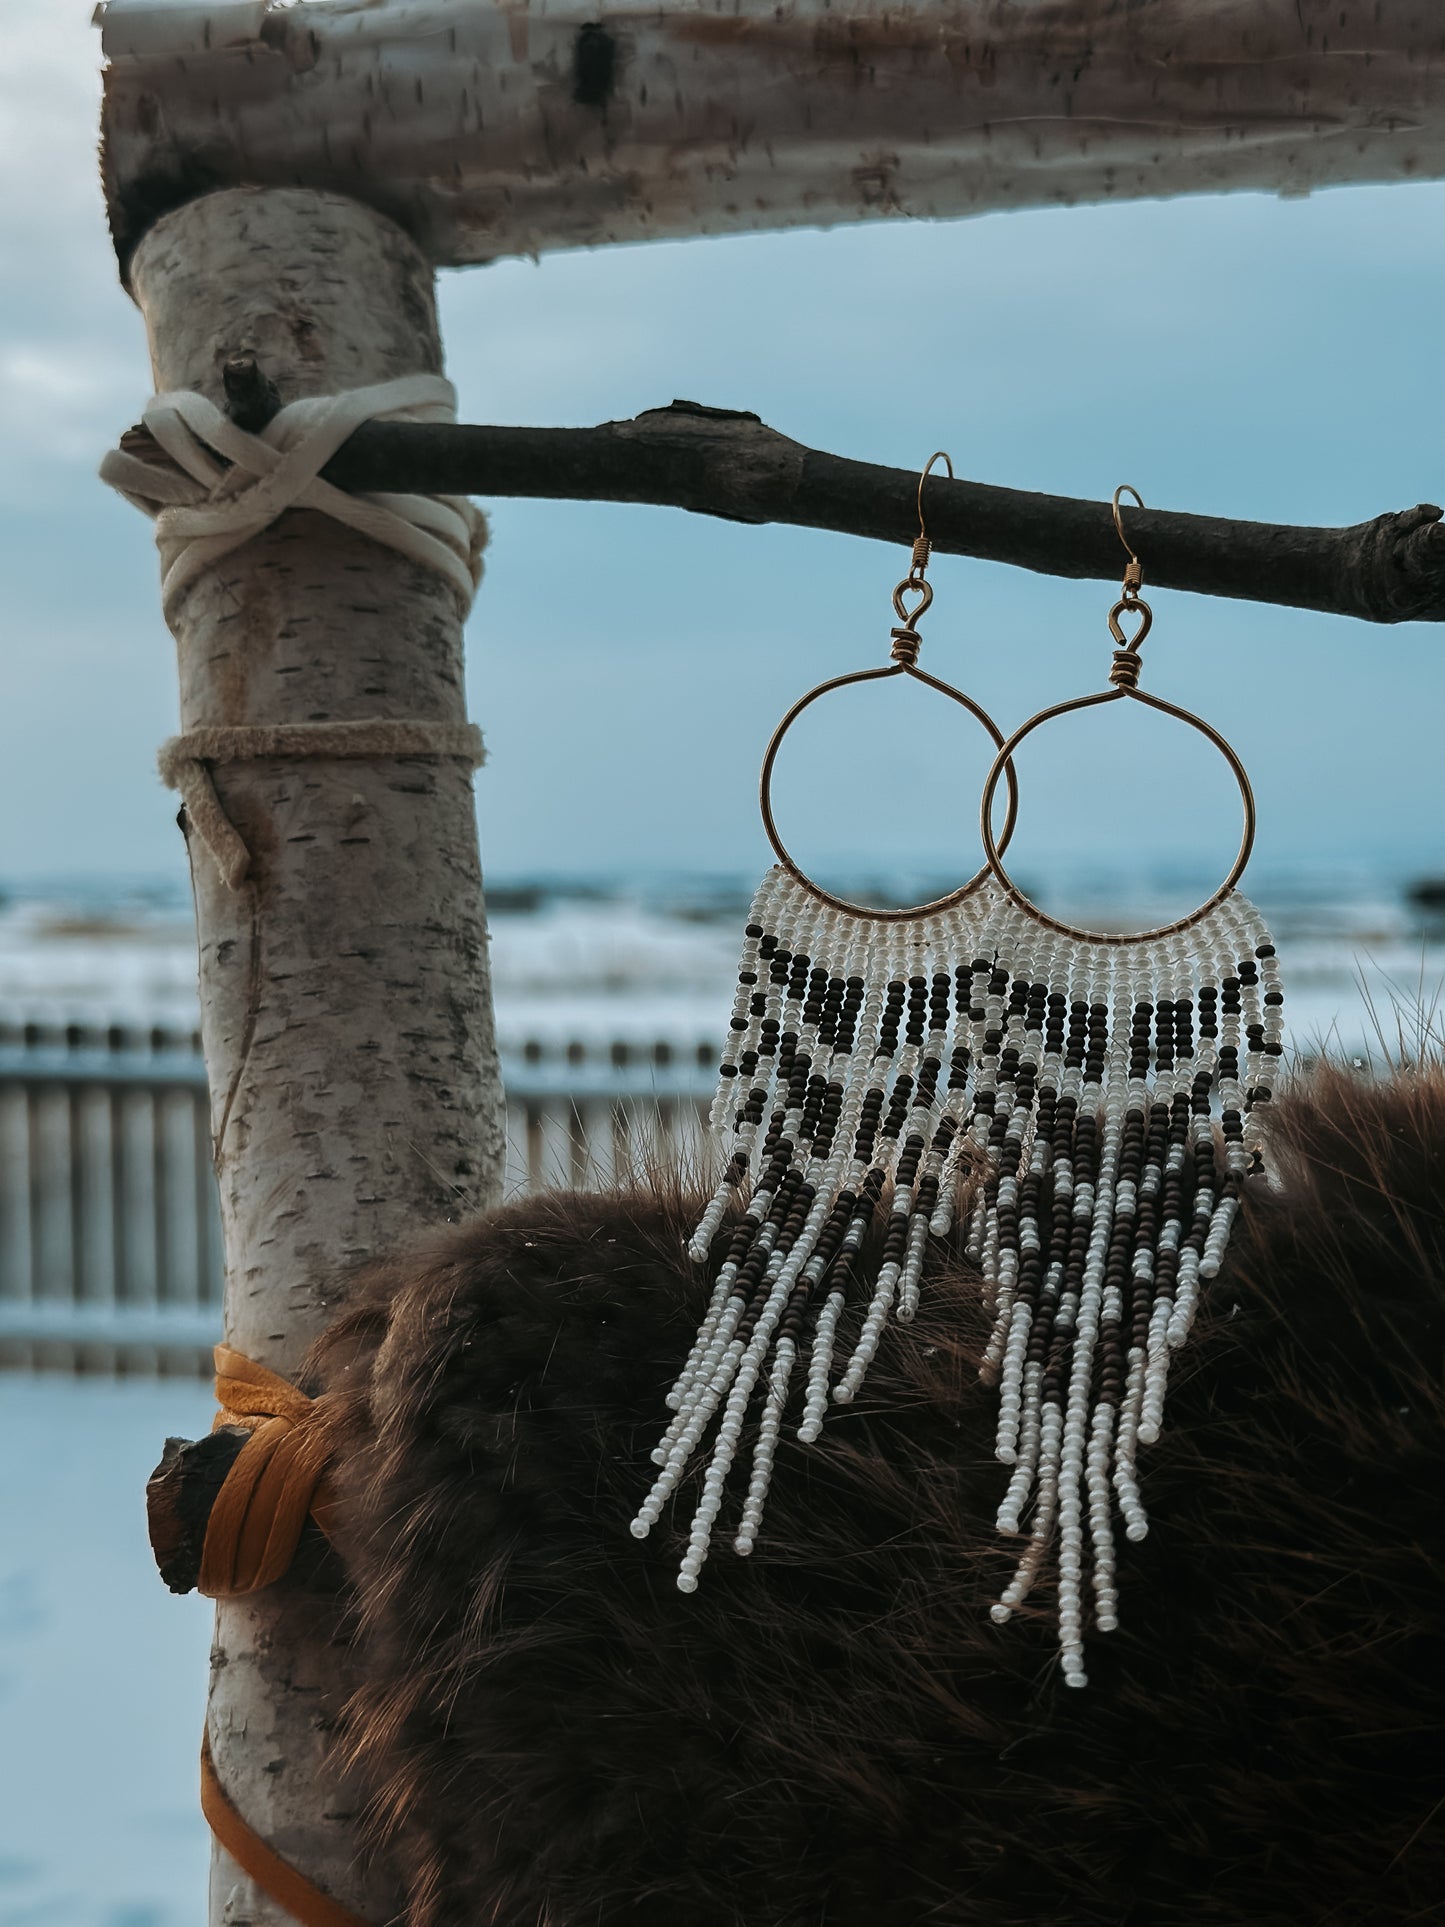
[130,184,507,1926]
[100,0,1445,271]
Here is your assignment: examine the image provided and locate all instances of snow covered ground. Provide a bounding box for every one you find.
[0,1375,215,1927]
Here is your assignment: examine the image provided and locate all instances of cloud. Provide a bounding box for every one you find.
[1,3,1443,887]
[0,340,143,479]
[0,3,146,495]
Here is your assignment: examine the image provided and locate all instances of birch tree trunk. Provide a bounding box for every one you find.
[129,185,507,1925]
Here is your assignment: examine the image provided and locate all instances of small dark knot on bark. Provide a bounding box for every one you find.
[573,24,617,107]
[222,352,282,433]
[1352,503,1445,623]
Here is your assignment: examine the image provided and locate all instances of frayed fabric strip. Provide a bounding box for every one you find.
[100,374,486,619]
[158,719,486,889]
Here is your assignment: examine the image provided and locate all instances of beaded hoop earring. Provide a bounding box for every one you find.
[631,480,1285,1692]
[631,455,1024,1584]
[959,487,1285,1685]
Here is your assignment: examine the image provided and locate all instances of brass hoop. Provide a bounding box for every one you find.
[760,663,1021,922]
[977,685,1257,945]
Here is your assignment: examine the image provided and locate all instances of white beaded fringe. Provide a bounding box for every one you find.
[633,865,1284,1687]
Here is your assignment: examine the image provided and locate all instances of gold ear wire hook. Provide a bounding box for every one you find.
[1106,483,1152,671]
[916,450,955,553]
[890,452,954,658]
[1112,484,1145,596]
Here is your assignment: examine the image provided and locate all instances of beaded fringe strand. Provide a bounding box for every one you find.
[632,864,1284,1683]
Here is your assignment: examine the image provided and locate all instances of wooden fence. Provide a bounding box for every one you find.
[0,1018,715,1374]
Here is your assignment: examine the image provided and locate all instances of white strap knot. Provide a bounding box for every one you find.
[100,375,484,618]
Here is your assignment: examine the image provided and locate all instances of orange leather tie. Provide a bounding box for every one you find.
[198,1344,337,1597]
[197,1347,370,1923]
[201,1735,371,1927]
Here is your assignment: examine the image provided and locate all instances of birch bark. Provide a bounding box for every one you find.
[101,0,1445,270]
[129,184,506,1925]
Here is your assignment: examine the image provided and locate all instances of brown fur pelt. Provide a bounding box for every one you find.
[308,1067,1445,1927]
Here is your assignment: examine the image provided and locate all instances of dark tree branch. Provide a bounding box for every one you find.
[122,397,1445,624]
[146,1428,248,1595]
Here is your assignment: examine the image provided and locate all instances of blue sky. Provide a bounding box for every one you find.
[3,4,1443,903]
